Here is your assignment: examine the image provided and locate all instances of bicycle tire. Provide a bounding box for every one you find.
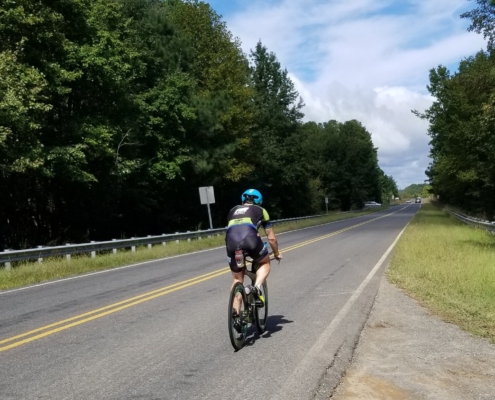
[254,281,268,334]
[228,282,248,350]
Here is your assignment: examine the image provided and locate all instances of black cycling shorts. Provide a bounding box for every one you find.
[225,226,268,273]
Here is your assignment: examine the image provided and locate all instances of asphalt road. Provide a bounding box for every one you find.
[0,205,418,400]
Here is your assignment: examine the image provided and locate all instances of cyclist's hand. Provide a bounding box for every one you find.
[274,252,282,262]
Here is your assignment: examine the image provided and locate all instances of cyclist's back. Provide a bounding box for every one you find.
[225,201,271,272]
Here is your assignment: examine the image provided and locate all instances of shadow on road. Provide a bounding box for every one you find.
[244,315,293,347]
[263,314,294,337]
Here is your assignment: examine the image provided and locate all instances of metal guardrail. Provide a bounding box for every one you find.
[0,214,332,267]
[446,210,495,233]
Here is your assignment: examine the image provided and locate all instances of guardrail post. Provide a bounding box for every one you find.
[66,244,71,261]
[187,231,191,242]
[112,239,117,254]
[176,233,179,244]
[91,241,96,258]
[38,246,43,263]
[4,249,11,270]
[131,238,136,253]
[162,234,166,246]
[147,236,152,250]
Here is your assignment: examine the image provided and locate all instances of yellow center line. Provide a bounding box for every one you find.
[0,267,229,346]
[0,207,406,352]
[280,207,404,252]
[0,270,229,352]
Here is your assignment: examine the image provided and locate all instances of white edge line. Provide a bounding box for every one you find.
[306,222,409,355]
[272,221,410,400]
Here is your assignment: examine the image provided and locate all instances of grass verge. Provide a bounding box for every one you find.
[0,207,390,291]
[388,202,495,343]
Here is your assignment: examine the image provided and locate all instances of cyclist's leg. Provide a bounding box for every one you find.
[244,234,270,289]
[231,270,245,314]
[254,254,270,288]
[226,234,246,314]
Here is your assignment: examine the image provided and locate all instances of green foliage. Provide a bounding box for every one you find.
[0,0,396,250]
[300,119,383,210]
[243,41,312,217]
[417,0,495,219]
[419,51,495,219]
[462,0,495,49]
[400,183,429,199]
[164,0,255,183]
[381,173,399,202]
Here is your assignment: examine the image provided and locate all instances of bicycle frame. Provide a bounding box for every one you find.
[228,252,272,350]
[244,257,258,282]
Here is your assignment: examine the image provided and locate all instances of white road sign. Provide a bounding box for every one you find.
[199,186,215,205]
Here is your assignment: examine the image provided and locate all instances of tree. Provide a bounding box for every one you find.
[417,52,495,219]
[300,119,384,211]
[0,0,397,249]
[164,0,255,184]
[245,41,314,217]
[462,0,495,49]
[381,173,399,202]
[400,184,428,198]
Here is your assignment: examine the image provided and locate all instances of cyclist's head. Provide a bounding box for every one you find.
[241,189,263,205]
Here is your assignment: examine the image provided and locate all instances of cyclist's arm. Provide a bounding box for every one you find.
[260,207,281,258]
[264,227,280,256]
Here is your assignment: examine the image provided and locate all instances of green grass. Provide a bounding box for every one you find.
[388,202,495,343]
[0,207,389,291]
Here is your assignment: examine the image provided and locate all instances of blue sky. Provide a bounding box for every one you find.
[205,0,486,188]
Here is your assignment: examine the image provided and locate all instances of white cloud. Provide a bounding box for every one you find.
[218,0,487,188]
[294,78,433,186]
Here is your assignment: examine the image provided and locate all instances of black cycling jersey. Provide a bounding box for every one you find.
[226,204,272,232]
[225,204,272,272]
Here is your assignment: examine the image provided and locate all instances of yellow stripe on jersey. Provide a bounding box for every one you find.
[227,217,254,227]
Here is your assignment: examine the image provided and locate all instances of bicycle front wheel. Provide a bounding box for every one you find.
[255,281,268,334]
[228,282,248,351]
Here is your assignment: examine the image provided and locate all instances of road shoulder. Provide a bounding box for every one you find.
[331,275,495,400]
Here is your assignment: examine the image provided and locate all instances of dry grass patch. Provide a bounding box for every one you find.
[388,203,495,342]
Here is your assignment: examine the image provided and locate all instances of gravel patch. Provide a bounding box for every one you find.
[331,276,495,400]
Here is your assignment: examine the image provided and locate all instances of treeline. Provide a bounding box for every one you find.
[0,0,396,249]
[400,184,431,199]
[418,0,495,219]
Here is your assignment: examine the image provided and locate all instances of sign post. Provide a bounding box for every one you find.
[199,186,215,230]
[325,197,329,214]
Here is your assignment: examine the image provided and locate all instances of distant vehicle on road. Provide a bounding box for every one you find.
[415,197,422,203]
[405,200,412,203]
[364,201,381,207]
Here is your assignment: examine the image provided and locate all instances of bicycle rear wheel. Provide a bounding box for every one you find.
[228,282,248,350]
[254,281,268,334]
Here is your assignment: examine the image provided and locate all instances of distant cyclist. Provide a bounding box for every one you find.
[225,189,282,311]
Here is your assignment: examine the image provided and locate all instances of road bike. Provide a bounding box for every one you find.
[227,250,270,351]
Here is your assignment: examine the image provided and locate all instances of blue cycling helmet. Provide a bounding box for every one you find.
[241,189,263,205]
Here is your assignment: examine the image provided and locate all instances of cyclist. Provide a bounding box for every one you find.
[225,189,282,314]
